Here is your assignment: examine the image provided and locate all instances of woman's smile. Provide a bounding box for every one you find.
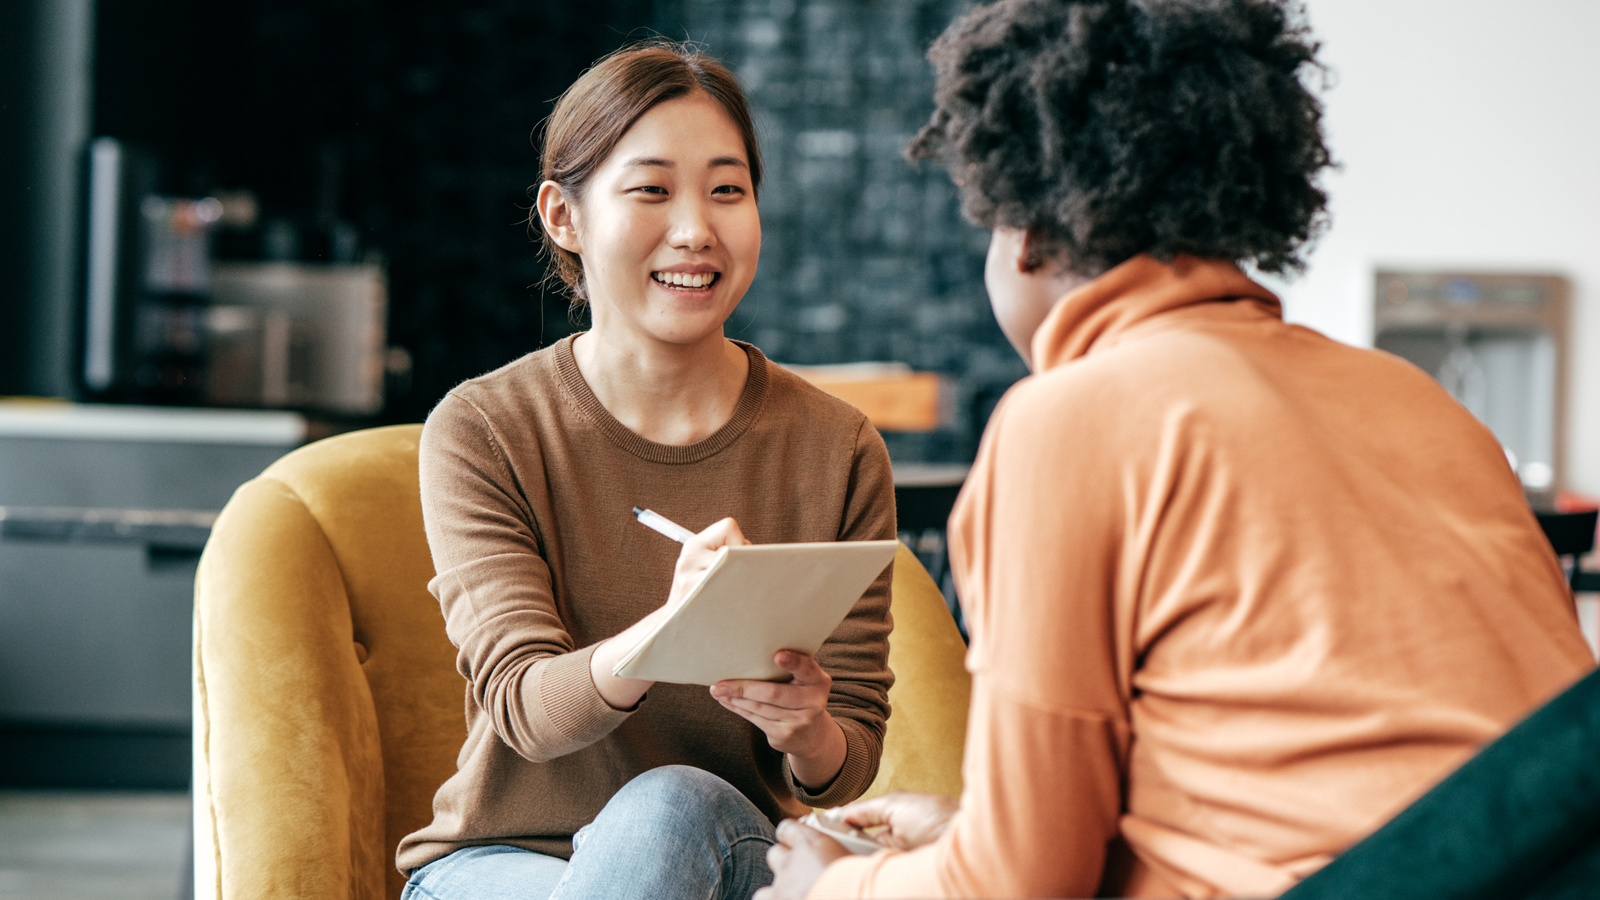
[650,269,721,292]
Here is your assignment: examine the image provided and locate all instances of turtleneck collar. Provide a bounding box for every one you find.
[1030,255,1282,372]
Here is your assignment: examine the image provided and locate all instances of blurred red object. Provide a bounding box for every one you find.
[1554,491,1600,513]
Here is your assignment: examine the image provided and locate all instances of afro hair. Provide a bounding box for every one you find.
[908,0,1334,275]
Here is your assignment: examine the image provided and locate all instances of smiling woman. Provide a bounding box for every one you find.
[392,43,898,900]
[541,88,763,445]
[537,49,763,447]
[534,45,763,307]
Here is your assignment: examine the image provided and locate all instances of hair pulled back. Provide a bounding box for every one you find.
[536,42,763,303]
[909,0,1332,275]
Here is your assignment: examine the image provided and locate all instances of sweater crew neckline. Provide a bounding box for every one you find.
[552,334,770,465]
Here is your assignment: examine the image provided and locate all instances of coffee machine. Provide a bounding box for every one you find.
[77,137,388,416]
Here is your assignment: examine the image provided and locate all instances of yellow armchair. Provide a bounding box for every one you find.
[193,425,970,900]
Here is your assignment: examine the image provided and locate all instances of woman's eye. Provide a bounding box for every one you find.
[632,185,668,196]
[712,185,745,196]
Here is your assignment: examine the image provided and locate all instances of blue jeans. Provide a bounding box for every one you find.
[400,765,778,900]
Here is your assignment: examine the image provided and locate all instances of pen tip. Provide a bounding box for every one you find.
[632,507,645,517]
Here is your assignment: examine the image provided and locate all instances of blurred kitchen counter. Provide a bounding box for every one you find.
[0,400,305,788]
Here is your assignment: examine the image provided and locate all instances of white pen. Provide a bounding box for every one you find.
[632,507,699,544]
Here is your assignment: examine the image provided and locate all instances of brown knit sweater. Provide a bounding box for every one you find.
[395,336,896,873]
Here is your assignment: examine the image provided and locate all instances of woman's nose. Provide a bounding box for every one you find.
[667,198,715,252]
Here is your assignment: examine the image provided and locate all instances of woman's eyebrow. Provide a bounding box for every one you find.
[620,156,747,170]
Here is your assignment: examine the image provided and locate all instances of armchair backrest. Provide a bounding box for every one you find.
[195,425,459,900]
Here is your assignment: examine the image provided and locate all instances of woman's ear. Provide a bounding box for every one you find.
[536,181,582,254]
[1017,229,1049,274]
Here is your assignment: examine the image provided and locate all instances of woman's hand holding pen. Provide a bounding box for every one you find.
[590,517,750,710]
[670,516,748,601]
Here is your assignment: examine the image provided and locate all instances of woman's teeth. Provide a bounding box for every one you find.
[652,272,716,289]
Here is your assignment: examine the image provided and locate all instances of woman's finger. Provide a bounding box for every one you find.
[673,517,747,571]
[714,679,822,709]
[774,817,804,846]
[713,688,820,721]
[713,652,830,708]
[712,679,786,705]
[836,795,895,828]
[773,649,827,682]
[714,695,795,729]
[694,516,748,549]
[835,791,959,850]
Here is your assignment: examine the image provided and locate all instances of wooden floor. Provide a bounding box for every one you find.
[0,790,188,900]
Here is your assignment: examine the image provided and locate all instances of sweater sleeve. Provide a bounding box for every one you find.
[809,389,1132,897]
[808,682,1126,898]
[420,392,634,764]
[788,415,898,808]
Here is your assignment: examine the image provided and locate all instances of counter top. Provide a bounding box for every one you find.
[0,506,216,551]
[0,400,306,445]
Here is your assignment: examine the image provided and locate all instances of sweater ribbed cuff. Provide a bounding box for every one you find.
[527,645,638,751]
[789,717,880,809]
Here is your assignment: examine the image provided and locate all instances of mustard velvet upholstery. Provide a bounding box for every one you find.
[865,543,971,802]
[193,424,970,900]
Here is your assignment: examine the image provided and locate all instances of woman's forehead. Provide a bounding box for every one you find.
[605,93,749,172]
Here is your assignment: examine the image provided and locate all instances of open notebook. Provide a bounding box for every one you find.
[613,540,899,685]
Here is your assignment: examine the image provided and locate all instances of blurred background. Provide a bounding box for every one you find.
[0,0,1023,458]
[1,0,1597,897]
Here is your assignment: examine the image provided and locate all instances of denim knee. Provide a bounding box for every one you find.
[611,765,742,815]
[601,759,755,826]
[562,766,774,900]
[578,765,774,852]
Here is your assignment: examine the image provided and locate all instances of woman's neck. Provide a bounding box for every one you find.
[571,326,750,447]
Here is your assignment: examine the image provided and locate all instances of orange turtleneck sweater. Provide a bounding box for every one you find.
[810,256,1593,899]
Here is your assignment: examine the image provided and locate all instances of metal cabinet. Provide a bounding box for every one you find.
[0,402,303,786]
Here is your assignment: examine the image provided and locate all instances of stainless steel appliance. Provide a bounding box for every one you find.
[0,401,305,786]
[1373,270,1569,500]
[79,137,213,404]
[78,137,389,415]
[206,262,388,415]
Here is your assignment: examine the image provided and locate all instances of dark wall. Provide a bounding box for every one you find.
[0,1,40,395]
[1,0,90,400]
[672,0,1026,460]
[90,0,1023,457]
[94,0,663,423]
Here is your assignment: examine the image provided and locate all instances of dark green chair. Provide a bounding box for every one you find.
[1281,666,1600,900]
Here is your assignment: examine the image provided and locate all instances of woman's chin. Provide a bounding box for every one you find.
[638,311,735,348]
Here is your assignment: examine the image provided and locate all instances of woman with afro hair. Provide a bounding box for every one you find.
[759,1,1593,897]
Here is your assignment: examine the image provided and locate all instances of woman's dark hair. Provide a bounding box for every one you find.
[535,42,763,303]
[908,0,1332,275]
